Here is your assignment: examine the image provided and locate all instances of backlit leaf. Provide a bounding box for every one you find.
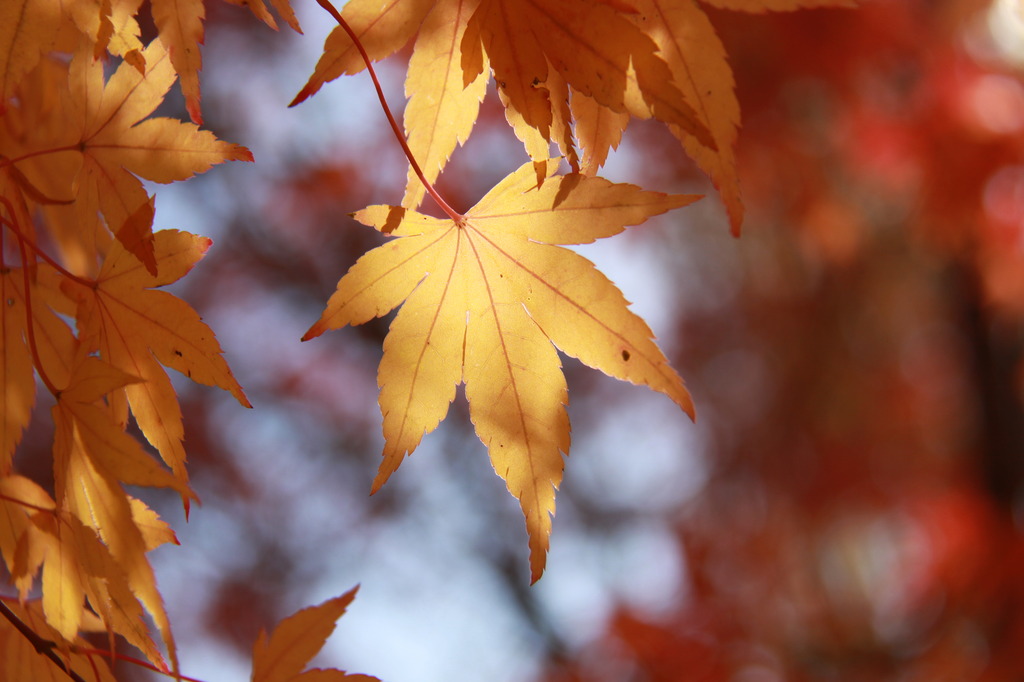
[252,588,378,682]
[0,0,61,114]
[8,39,252,274]
[291,0,434,107]
[150,0,205,123]
[306,160,697,580]
[64,230,250,486]
[631,0,744,233]
[402,0,489,209]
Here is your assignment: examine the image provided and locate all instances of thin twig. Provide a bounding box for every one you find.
[73,648,207,682]
[0,599,89,682]
[0,197,94,287]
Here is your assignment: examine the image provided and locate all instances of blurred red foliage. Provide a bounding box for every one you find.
[541,0,1024,679]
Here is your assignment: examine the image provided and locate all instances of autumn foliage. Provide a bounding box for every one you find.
[3,0,1024,680]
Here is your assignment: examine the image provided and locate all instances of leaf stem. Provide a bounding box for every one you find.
[0,200,93,288]
[15,232,60,397]
[73,648,208,682]
[0,599,89,682]
[313,0,465,223]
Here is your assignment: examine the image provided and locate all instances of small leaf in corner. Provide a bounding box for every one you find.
[251,587,380,682]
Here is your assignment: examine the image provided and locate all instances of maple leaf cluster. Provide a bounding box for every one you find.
[1,29,247,682]
[0,2,374,679]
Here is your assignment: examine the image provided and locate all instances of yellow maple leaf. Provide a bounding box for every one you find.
[401,0,489,209]
[571,87,630,175]
[251,587,379,682]
[291,0,435,106]
[305,160,697,581]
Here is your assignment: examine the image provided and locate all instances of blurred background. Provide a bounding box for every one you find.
[26,0,1024,679]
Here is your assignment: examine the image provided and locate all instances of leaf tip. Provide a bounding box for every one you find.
[235,145,256,163]
[676,388,696,421]
[673,193,704,210]
[187,100,204,126]
[289,85,314,108]
[727,200,745,237]
[529,548,547,585]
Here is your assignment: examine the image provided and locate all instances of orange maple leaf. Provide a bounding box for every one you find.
[466,0,714,147]
[305,160,698,581]
[46,356,190,670]
[295,0,857,237]
[150,0,206,124]
[62,230,250,488]
[0,270,35,472]
[0,598,118,682]
[629,0,744,233]
[50,357,195,503]
[29,508,167,666]
[0,0,61,113]
[251,587,380,682]
[222,0,303,32]
[0,260,78,474]
[152,0,301,123]
[5,39,252,276]
[0,475,55,596]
